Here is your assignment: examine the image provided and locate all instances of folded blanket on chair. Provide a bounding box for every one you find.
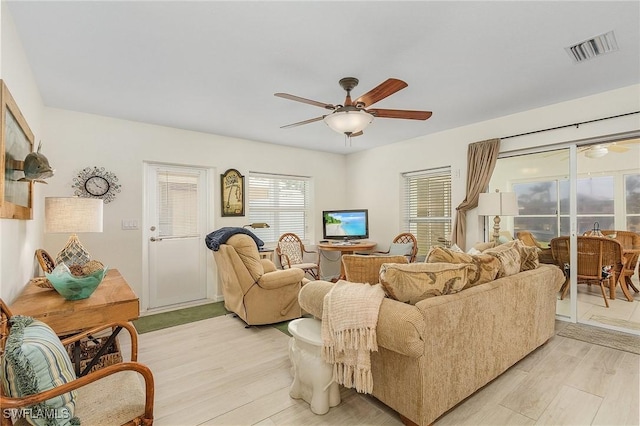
[205,227,264,251]
[321,280,385,394]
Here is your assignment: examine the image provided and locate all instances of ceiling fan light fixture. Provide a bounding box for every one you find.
[324,109,373,135]
[584,145,608,158]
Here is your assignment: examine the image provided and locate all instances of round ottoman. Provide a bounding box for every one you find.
[288,318,341,414]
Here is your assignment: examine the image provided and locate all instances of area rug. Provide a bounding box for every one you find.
[133,302,229,334]
[557,322,640,355]
[133,301,295,336]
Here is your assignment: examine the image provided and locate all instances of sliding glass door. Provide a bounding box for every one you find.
[490,137,640,333]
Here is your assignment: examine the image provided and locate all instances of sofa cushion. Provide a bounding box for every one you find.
[483,244,521,277]
[1,316,78,426]
[379,262,471,304]
[508,239,540,271]
[425,246,500,288]
[389,242,414,256]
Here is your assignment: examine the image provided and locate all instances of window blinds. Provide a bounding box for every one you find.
[402,167,452,253]
[248,173,311,243]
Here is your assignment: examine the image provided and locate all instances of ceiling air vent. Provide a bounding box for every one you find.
[565,30,619,63]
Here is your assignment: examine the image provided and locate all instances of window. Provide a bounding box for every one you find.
[248,173,311,244]
[157,170,199,237]
[625,173,640,232]
[514,175,616,244]
[402,167,452,256]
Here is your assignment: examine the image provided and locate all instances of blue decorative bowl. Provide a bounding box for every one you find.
[46,264,108,300]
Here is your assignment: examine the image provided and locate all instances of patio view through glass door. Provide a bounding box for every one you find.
[490,138,640,334]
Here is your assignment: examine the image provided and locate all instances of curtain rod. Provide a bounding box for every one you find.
[501,111,640,140]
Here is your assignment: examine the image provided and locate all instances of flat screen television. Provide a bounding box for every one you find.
[322,209,369,240]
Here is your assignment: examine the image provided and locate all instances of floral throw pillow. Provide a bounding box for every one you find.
[425,246,500,288]
[379,262,471,304]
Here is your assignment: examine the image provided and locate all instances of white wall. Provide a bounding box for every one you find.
[0,4,45,303]
[346,84,640,250]
[40,108,347,309]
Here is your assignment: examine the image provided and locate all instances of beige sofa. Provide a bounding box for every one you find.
[298,263,564,426]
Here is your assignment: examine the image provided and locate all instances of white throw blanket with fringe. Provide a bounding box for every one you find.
[321,280,385,394]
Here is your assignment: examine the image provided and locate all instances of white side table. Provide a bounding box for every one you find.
[288,318,341,414]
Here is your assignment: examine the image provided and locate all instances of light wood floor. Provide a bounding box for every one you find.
[119,315,639,426]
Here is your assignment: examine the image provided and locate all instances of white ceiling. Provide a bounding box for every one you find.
[6,1,640,155]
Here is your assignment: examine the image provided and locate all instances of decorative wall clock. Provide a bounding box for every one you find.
[72,166,121,204]
[221,168,244,216]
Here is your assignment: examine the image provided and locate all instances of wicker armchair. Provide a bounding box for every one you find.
[601,230,640,294]
[0,299,154,426]
[550,236,625,307]
[342,254,409,285]
[371,232,418,263]
[276,233,320,279]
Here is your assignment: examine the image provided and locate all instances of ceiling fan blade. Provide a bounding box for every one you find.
[368,109,432,120]
[351,131,363,137]
[607,144,629,153]
[274,93,335,110]
[354,78,408,108]
[280,116,325,129]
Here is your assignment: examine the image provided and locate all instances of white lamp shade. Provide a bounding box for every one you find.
[477,192,519,216]
[45,197,104,233]
[324,110,373,134]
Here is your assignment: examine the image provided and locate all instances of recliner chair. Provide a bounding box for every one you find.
[212,234,305,325]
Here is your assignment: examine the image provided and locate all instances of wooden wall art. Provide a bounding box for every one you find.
[221,168,244,217]
[0,80,35,220]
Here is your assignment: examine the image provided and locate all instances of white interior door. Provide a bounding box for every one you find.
[147,164,208,309]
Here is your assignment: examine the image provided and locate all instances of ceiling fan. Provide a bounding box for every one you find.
[543,139,637,159]
[581,142,630,158]
[274,77,432,137]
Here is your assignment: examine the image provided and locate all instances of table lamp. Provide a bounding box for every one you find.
[45,197,103,266]
[477,190,519,244]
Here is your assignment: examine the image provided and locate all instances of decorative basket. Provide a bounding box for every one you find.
[65,336,122,375]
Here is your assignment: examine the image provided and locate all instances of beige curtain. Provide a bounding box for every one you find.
[451,138,501,250]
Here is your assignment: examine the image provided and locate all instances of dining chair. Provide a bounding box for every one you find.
[276,233,320,279]
[601,230,640,294]
[551,236,625,307]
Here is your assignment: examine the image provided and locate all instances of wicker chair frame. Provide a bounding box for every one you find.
[342,254,409,285]
[276,232,320,279]
[0,299,154,426]
[601,230,640,294]
[550,236,625,308]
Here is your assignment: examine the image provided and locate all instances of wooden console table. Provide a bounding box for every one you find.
[11,269,139,335]
[318,241,377,280]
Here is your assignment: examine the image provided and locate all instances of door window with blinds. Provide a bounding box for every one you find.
[157,170,200,238]
[402,167,452,256]
[248,173,311,244]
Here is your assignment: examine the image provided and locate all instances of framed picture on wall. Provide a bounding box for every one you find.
[221,168,244,217]
[1,80,35,220]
